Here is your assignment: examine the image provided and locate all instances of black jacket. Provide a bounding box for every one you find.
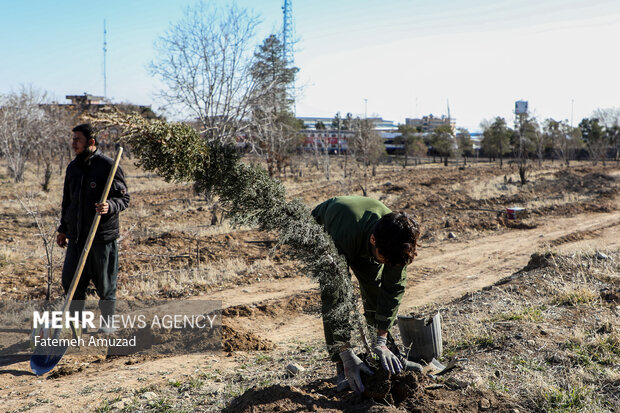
[58,148,130,244]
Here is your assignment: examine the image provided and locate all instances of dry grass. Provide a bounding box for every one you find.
[431,250,620,412]
[119,256,279,299]
[462,174,523,200]
[89,338,332,413]
[488,305,546,323]
[553,287,600,306]
[0,244,19,267]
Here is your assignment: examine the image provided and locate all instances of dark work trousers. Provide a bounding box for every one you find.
[322,262,400,362]
[61,239,118,320]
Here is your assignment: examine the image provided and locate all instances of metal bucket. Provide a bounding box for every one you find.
[397,313,442,363]
[506,207,526,220]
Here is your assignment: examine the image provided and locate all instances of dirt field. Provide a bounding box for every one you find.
[0,157,618,412]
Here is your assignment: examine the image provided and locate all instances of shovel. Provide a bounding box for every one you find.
[30,147,123,375]
[397,313,443,363]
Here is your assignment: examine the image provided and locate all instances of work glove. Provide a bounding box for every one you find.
[339,349,374,393]
[372,336,403,374]
[401,358,423,373]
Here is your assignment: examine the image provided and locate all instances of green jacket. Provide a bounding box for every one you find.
[311,196,407,331]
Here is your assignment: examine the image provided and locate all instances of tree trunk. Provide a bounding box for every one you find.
[518,165,527,185]
[42,162,53,192]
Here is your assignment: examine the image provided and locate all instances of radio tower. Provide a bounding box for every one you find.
[282,0,294,66]
[103,19,108,100]
[282,0,295,113]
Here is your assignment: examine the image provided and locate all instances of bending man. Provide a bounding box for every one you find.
[312,196,420,393]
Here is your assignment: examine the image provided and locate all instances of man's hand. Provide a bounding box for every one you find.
[372,335,403,374]
[56,233,67,248]
[339,349,373,393]
[95,202,109,215]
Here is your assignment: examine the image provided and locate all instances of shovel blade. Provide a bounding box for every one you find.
[29,328,69,375]
[397,313,443,363]
[30,352,66,376]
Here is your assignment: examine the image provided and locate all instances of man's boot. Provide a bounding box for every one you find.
[69,321,82,344]
[98,300,117,334]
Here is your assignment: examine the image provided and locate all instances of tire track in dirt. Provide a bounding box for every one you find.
[400,210,619,312]
[547,220,619,247]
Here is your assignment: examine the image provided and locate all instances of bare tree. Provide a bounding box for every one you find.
[36,105,75,191]
[309,129,332,180]
[349,118,384,196]
[250,111,300,177]
[395,124,426,167]
[149,2,261,144]
[513,114,537,185]
[593,107,620,162]
[16,192,58,300]
[0,87,49,182]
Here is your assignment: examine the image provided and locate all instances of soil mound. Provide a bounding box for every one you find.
[222,383,348,413]
[522,252,555,271]
[553,170,617,196]
[222,324,274,352]
[497,215,537,229]
[222,292,320,318]
[364,369,514,412]
[223,369,517,413]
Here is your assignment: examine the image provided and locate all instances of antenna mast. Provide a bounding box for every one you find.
[282,0,294,66]
[103,19,107,100]
[282,0,295,113]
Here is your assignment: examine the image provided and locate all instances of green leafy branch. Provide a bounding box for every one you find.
[94,112,363,351]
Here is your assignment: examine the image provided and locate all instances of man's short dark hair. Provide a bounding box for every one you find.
[373,212,420,266]
[72,124,97,145]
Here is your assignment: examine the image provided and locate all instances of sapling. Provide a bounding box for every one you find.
[94,111,365,354]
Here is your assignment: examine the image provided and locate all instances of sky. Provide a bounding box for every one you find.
[1,0,619,132]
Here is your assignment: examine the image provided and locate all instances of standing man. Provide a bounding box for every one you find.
[312,196,420,393]
[57,124,129,332]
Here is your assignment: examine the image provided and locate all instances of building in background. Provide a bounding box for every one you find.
[405,114,456,134]
[65,94,106,106]
[297,116,399,153]
[50,93,157,151]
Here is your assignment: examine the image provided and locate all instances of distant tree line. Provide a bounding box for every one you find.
[479,110,619,168]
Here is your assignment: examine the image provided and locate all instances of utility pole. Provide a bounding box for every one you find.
[364,98,368,119]
[103,19,107,100]
[515,100,528,184]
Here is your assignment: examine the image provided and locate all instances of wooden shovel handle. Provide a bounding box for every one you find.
[61,147,124,314]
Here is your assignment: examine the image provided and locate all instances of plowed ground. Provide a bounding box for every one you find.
[0,159,618,412]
